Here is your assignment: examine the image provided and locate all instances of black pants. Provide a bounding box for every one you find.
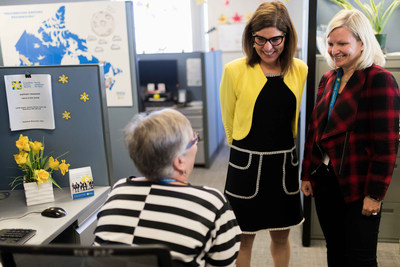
[313,164,381,267]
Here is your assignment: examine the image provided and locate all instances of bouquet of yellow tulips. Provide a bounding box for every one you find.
[11,134,70,190]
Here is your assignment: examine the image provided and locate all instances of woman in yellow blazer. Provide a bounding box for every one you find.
[220,2,308,266]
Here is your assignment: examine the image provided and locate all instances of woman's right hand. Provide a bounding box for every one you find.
[301,181,313,197]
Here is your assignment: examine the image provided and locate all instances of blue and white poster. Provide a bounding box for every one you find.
[0,1,133,107]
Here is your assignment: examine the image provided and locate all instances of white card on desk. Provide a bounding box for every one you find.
[69,166,94,200]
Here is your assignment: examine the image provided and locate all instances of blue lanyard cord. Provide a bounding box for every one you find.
[158,178,179,184]
[328,68,343,119]
[158,178,189,185]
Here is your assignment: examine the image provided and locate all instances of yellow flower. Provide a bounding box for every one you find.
[35,169,50,184]
[14,151,29,166]
[11,135,69,190]
[16,134,30,152]
[245,12,252,21]
[62,111,71,120]
[80,92,89,102]
[29,141,44,155]
[58,74,68,83]
[218,14,228,24]
[59,160,70,175]
[48,156,60,170]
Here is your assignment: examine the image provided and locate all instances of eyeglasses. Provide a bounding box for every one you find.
[252,33,286,46]
[186,131,200,150]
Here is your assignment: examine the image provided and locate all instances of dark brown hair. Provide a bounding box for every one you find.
[243,1,297,74]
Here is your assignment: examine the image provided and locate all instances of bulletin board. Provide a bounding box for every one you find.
[0,64,113,190]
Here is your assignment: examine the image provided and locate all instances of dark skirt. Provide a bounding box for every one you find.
[225,144,304,233]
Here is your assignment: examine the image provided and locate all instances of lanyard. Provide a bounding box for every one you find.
[328,68,343,119]
[158,178,188,185]
[158,178,180,184]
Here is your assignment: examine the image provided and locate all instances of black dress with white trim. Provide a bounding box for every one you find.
[225,74,304,233]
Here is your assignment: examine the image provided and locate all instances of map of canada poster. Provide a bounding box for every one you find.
[0,1,133,107]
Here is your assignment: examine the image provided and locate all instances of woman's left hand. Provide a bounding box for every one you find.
[362,196,381,216]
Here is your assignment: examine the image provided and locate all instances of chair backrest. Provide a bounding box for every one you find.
[0,244,173,267]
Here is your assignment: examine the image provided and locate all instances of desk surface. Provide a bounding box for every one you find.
[0,186,110,245]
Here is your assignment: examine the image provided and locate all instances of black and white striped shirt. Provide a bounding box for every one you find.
[94,177,241,266]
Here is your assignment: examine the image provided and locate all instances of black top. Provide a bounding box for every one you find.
[235,76,296,151]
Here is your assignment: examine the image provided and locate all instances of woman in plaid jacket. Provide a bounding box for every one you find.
[301,10,400,267]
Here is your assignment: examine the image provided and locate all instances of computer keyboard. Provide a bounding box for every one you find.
[0,229,36,244]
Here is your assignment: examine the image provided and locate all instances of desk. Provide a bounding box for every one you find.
[0,186,110,245]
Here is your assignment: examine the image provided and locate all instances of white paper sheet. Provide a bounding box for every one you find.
[186,58,202,86]
[4,74,55,131]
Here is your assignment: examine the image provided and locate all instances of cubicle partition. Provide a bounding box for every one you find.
[0,1,141,187]
[0,65,113,191]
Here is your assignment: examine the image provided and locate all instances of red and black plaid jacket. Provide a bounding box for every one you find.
[301,64,400,203]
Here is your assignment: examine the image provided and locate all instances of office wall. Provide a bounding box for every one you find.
[317,0,400,53]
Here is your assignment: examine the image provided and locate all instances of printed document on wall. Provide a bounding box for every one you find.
[186,58,202,86]
[4,74,55,131]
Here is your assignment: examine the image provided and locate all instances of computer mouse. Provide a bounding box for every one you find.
[41,207,67,218]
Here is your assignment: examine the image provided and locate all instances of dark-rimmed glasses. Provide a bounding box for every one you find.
[252,33,286,46]
[186,131,200,150]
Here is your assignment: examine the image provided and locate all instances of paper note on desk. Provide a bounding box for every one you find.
[69,166,95,200]
[4,74,55,131]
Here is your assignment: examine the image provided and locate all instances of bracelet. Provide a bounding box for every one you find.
[367,195,383,202]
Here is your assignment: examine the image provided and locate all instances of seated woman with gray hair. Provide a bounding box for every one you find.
[94,108,241,266]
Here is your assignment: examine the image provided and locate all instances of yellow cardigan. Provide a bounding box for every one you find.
[220,57,308,145]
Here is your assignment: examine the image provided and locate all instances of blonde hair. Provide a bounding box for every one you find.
[325,9,385,70]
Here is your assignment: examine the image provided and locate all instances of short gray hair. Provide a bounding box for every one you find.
[324,9,385,70]
[124,108,192,180]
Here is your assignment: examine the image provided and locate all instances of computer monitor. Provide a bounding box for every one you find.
[0,244,172,267]
[138,60,179,91]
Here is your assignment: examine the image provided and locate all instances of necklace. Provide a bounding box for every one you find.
[265,73,282,78]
